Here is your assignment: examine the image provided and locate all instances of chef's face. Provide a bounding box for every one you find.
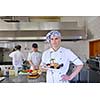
[50,36,61,49]
[32,48,38,52]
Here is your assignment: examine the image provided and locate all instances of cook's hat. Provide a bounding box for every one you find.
[46,30,61,42]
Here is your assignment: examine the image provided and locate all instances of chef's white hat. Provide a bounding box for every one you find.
[46,30,61,42]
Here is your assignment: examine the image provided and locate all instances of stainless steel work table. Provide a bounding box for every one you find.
[0,72,46,83]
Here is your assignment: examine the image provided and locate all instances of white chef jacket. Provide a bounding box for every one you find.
[41,47,83,83]
[27,51,42,70]
[9,50,25,68]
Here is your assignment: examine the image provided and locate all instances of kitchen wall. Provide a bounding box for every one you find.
[61,16,100,59]
[2,41,47,62]
[2,40,88,62]
[86,16,100,40]
[1,16,100,62]
[61,40,89,61]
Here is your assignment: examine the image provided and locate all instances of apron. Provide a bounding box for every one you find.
[46,69,69,83]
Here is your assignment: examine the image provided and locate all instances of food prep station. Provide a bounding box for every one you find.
[0,68,46,83]
[0,72,46,83]
[1,57,100,83]
[0,62,46,83]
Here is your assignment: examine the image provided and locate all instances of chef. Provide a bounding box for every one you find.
[40,30,83,83]
[27,43,42,70]
[9,45,25,75]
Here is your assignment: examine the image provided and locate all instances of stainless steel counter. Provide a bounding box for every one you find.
[0,72,46,83]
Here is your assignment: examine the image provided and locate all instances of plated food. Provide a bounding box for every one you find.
[27,69,41,79]
[46,63,63,69]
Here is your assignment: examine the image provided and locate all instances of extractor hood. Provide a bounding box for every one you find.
[0,21,87,41]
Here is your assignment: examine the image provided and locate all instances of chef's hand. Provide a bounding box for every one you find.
[61,74,72,81]
[40,64,48,71]
[31,65,35,70]
[41,67,48,70]
[31,65,38,70]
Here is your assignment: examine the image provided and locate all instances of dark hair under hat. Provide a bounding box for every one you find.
[32,43,38,48]
[15,45,21,50]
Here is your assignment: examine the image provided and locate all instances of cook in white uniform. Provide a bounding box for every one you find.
[40,30,83,83]
[27,43,42,70]
[9,45,25,74]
